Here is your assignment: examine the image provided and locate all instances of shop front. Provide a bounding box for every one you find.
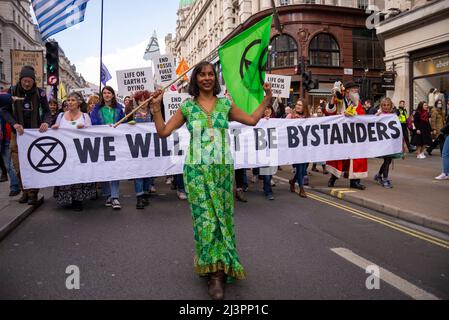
[411,44,449,115]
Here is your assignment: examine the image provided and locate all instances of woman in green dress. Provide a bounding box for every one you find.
[150,61,272,300]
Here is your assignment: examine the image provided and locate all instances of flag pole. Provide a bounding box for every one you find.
[112,64,196,128]
[98,0,104,95]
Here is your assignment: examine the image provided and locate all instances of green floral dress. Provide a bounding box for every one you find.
[180,97,245,281]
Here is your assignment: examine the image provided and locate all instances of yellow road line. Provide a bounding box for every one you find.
[307,193,449,250]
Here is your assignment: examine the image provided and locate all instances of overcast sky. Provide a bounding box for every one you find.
[34,0,180,90]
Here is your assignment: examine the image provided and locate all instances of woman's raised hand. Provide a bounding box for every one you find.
[263,82,272,100]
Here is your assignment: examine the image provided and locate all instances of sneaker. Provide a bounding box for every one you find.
[271,179,276,187]
[149,186,157,193]
[381,179,393,188]
[235,189,247,202]
[165,176,173,185]
[105,197,112,207]
[177,191,187,200]
[266,194,275,200]
[417,153,426,159]
[111,198,121,210]
[374,174,383,185]
[435,173,449,180]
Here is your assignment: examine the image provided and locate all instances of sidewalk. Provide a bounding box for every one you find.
[0,180,44,241]
[295,151,449,234]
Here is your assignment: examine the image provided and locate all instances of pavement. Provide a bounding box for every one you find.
[274,149,449,234]
[0,181,44,241]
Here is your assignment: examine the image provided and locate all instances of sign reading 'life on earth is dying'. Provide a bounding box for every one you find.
[116,67,155,96]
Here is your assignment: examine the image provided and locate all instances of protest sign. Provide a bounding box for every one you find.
[163,93,191,121]
[116,67,154,96]
[153,54,177,85]
[11,50,44,88]
[265,74,291,98]
[18,115,402,189]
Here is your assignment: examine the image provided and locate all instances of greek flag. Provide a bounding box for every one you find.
[100,62,112,86]
[31,0,90,40]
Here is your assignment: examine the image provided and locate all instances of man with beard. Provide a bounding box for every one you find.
[326,82,368,190]
[0,65,52,205]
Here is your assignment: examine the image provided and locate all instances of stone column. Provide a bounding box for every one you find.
[385,54,410,112]
[252,0,260,14]
[239,0,252,23]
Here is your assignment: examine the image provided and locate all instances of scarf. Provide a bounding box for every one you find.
[420,110,429,122]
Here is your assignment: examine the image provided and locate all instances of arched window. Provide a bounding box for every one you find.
[309,33,340,67]
[269,34,298,69]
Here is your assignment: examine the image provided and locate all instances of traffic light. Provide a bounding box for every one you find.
[45,41,59,86]
[302,71,319,91]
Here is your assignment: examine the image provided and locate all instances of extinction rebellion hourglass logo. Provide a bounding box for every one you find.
[27,137,67,173]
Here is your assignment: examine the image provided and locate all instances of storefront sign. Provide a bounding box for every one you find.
[382,72,395,90]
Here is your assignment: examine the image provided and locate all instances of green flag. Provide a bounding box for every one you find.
[218,15,273,114]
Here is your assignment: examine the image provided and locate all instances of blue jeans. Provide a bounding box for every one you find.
[262,174,272,196]
[442,135,449,174]
[1,142,20,192]
[134,178,151,196]
[101,180,120,199]
[293,163,307,187]
[176,174,185,193]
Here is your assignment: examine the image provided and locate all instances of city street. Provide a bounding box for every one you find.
[0,175,448,300]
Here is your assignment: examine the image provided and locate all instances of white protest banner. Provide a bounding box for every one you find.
[163,93,191,121]
[72,87,97,101]
[116,67,154,96]
[265,74,291,98]
[153,54,177,85]
[17,115,402,189]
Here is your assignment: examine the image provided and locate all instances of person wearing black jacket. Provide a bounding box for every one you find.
[0,65,52,205]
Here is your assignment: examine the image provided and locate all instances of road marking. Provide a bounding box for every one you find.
[272,175,449,250]
[308,193,449,250]
[331,248,440,300]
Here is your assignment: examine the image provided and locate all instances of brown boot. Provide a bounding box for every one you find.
[208,271,226,300]
[289,179,296,193]
[18,191,28,204]
[299,186,307,198]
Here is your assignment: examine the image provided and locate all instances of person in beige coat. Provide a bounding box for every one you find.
[427,99,445,155]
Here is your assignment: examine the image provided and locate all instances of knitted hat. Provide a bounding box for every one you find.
[19,65,36,81]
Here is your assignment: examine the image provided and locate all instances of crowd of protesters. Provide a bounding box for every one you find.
[1,65,448,214]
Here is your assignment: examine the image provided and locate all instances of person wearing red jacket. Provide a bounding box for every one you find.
[326,82,368,190]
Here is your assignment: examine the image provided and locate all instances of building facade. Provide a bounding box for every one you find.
[58,46,87,93]
[169,0,393,105]
[376,0,449,115]
[0,0,42,89]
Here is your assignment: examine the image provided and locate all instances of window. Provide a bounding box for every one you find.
[309,33,340,67]
[13,38,16,49]
[357,0,369,9]
[279,0,291,5]
[353,29,385,69]
[13,10,16,22]
[269,34,298,69]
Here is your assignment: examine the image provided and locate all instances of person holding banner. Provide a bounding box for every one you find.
[90,86,126,210]
[373,98,403,189]
[1,65,52,205]
[326,82,368,190]
[288,99,310,198]
[149,61,272,300]
[129,90,155,209]
[51,92,96,210]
